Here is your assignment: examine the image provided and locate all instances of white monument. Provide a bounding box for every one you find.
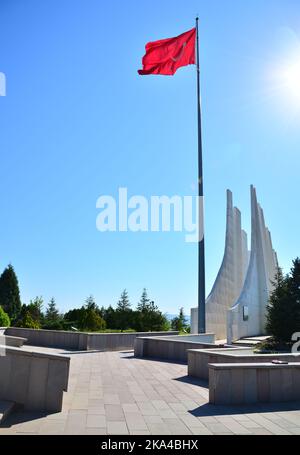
[190,185,278,343]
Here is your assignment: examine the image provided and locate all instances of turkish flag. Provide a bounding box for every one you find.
[138,28,196,76]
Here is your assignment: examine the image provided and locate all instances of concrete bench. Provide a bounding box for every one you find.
[188,348,300,381]
[0,345,70,412]
[209,362,300,405]
[0,335,27,348]
[134,334,216,363]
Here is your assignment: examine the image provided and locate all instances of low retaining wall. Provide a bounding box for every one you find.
[188,348,300,381]
[5,327,87,350]
[209,362,300,405]
[4,327,179,351]
[0,345,70,412]
[134,334,216,363]
[0,335,27,348]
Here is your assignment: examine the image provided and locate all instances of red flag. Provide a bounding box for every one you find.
[138,28,196,76]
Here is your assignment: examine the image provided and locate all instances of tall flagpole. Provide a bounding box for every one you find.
[196,17,206,333]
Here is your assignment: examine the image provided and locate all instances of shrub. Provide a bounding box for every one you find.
[0,306,10,327]
[266,259,300,344]
[15,311,40,329]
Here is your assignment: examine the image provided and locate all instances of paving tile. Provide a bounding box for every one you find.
[250,428,273,435]
[4,346,300,436]
[246,414,292,435]
[144,415,164,424]
[86,414,106,428]
[162,418,192,435]
[204,423,234,435]
[146,423,173,435]
[122,403,139,413]
[107,421,129,435]
[191,427,214,435]
[105,404,125,422]
[103,394,120,405]
[152,400,170,411]
[125,412,148,431]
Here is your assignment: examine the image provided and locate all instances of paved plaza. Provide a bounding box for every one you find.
[1,346,300,435]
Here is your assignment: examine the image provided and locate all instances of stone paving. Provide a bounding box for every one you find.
[1,346,300,435]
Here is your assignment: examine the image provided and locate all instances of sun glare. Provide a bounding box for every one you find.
[281,61,300,99]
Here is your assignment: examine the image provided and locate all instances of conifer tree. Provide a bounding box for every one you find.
[171,307,188,332]
[43,297,62,329]
[116,290,132,331]
[137,288,150,312]
[266,260,300,343]
[0,264,22,322]
[116,289,131,312]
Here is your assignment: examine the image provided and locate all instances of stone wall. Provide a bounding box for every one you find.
[188,348,300,381]
[0,345,70,412]
[209,362,300,405]
[134,334,216,363]
[5,327,179,351]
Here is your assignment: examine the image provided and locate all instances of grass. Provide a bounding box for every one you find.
[254,337,293,354]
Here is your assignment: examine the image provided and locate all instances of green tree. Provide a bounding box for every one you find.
[137,288,150,312]
[63,297,106,332]
[116,290,133,331]
[43,298,63,330]
[116,290,131,312]
[102,305,117,329]
[266,260,300,343]
[85,295,97,311]
[136,290,170,332]
[0,264,22,321]
[81,309,106,331]
[84,296,106,331]
[16,310,40,329]
[171,307,188,332]
[27,297,44,324]
[63,307,85,330]
[0,306,10,327]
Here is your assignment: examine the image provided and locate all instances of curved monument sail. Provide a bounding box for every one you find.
[227,185,278,343]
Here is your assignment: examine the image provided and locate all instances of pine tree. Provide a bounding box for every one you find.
[85,295,97,311]
[45,298,60,325]
[136,289,169,332]
[116,290,131,312]
[0,264,22,322]
[116,290,132,331]
[137,288,150,312]
[171,307,188,332]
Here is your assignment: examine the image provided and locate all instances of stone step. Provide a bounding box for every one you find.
[232,335,271,347]
[242,336,270,342]
[0,400,16,425]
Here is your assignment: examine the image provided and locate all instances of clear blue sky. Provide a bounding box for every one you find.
[0,0,299,315]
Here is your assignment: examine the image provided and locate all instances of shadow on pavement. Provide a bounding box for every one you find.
[190,401,300,417]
